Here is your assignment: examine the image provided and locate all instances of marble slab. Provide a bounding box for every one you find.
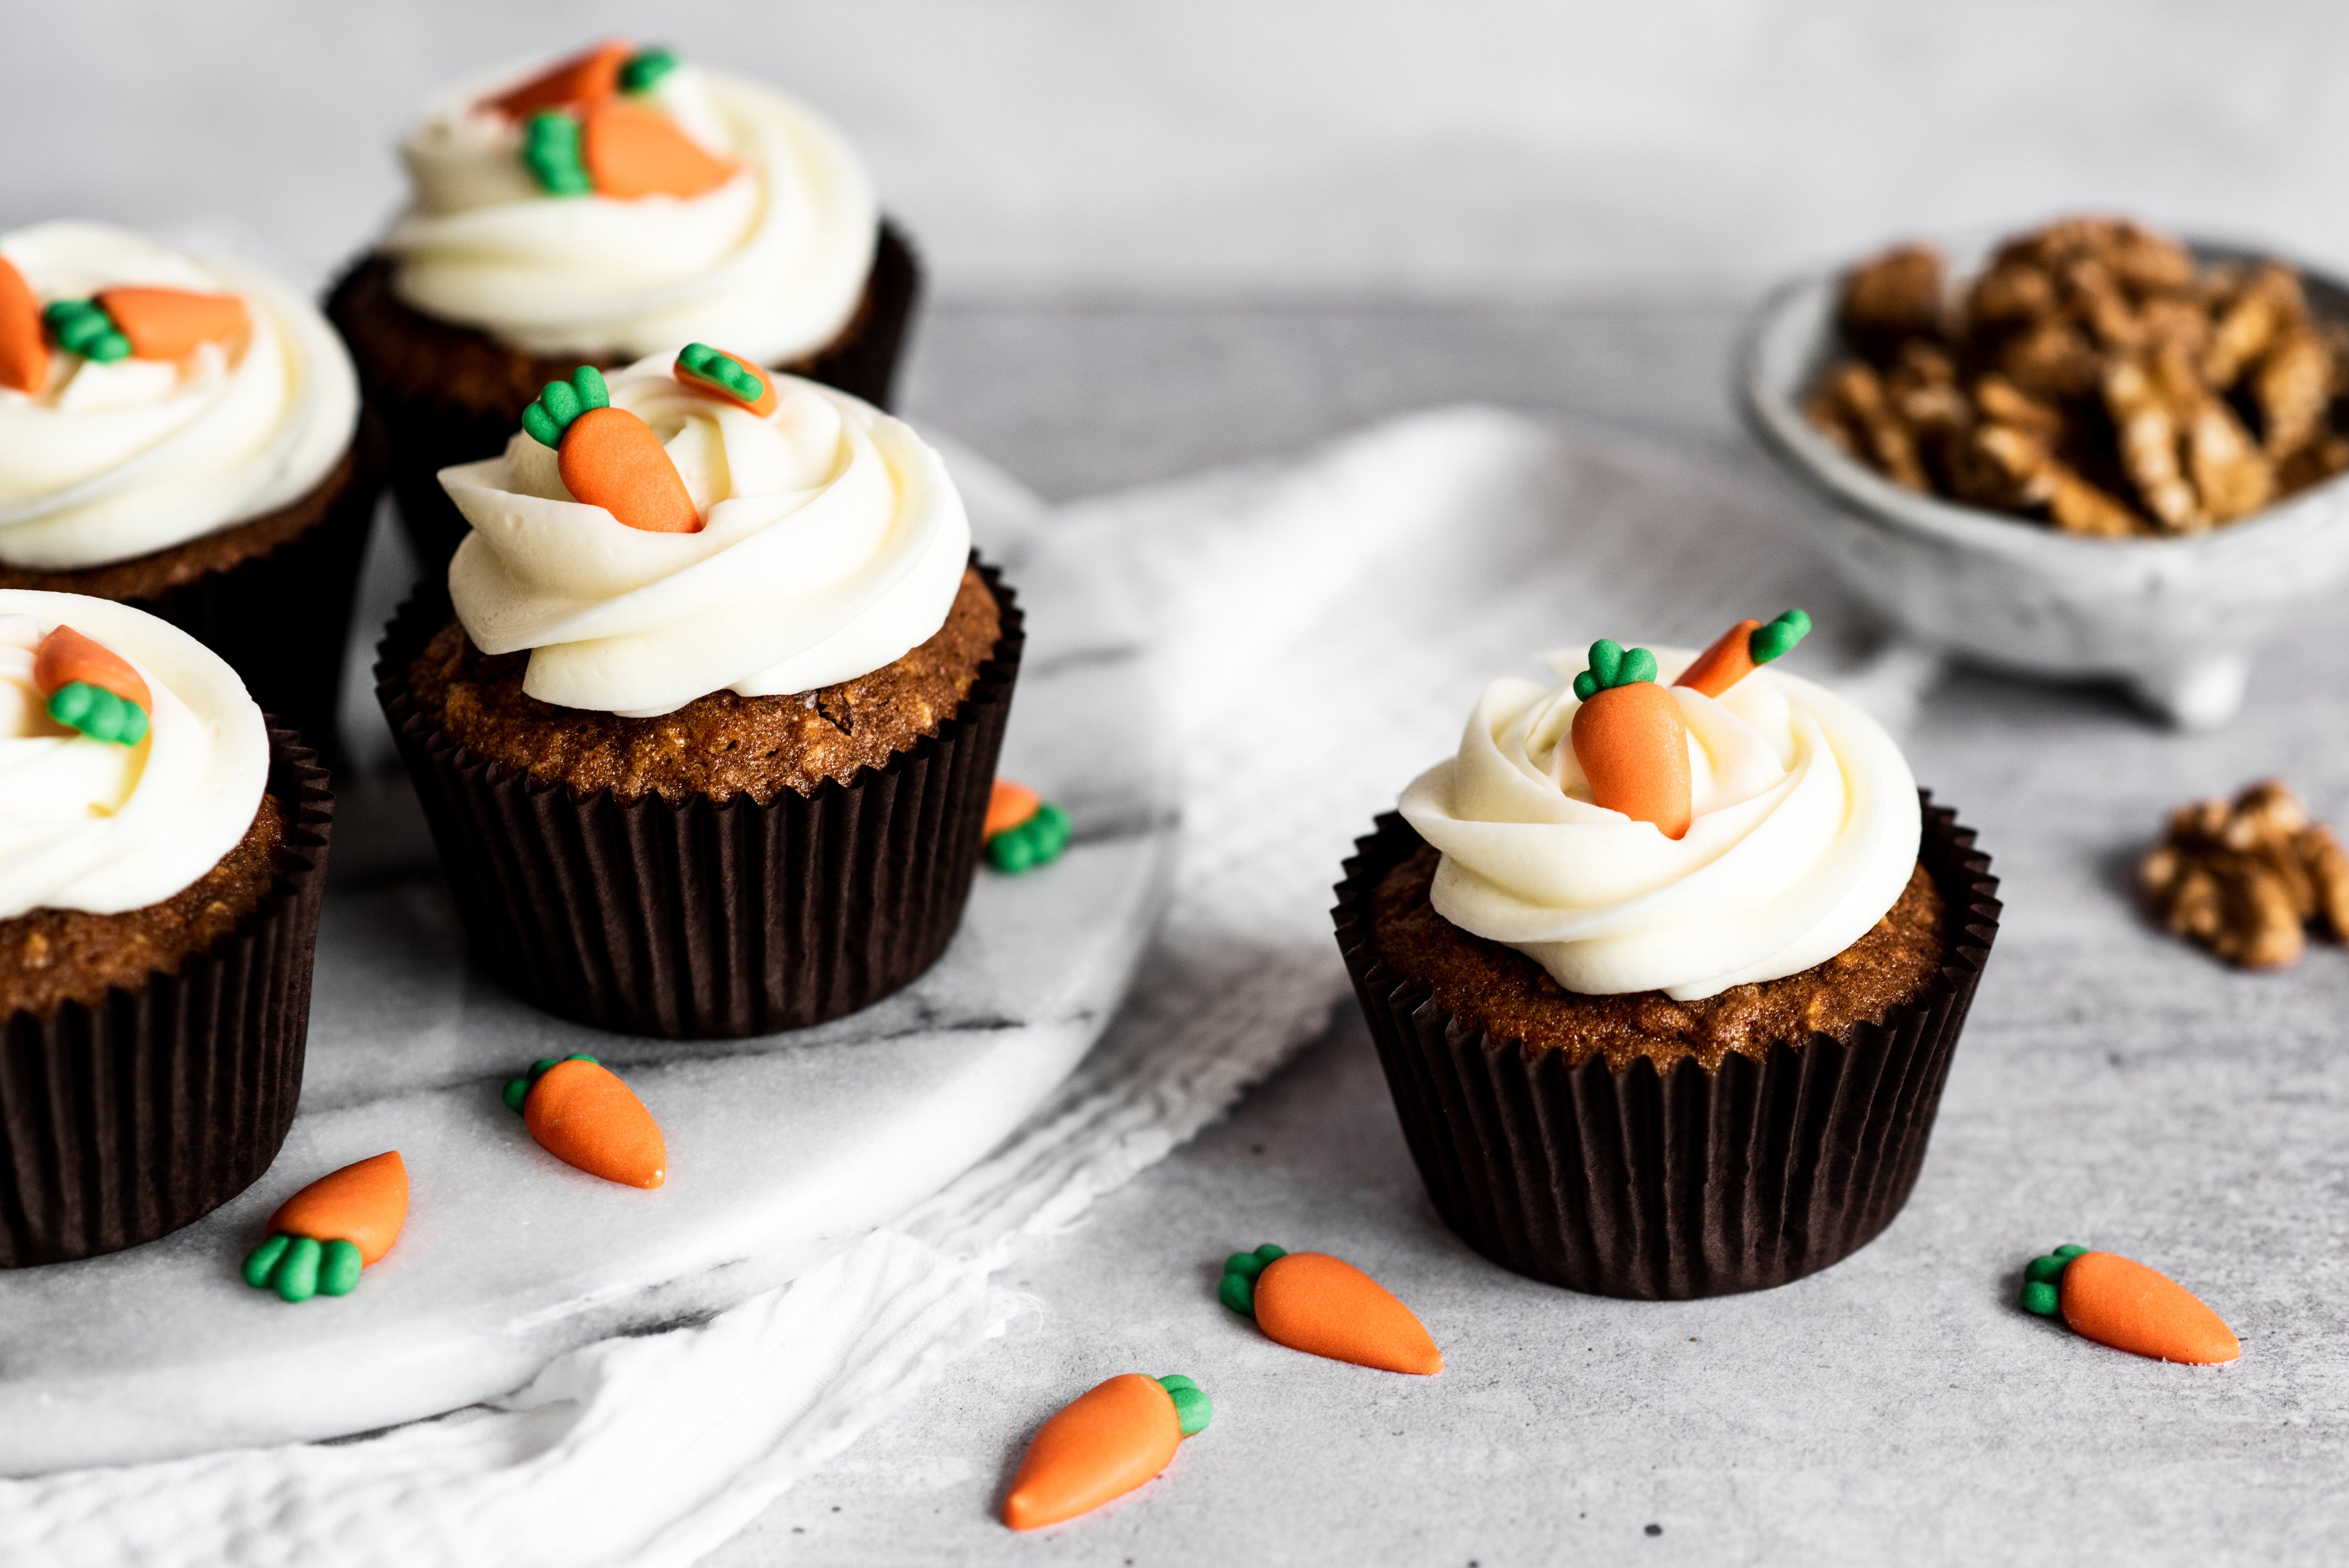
[0,450,1175,1477]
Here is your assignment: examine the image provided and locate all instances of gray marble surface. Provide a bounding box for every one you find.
[693,302,2349,1566]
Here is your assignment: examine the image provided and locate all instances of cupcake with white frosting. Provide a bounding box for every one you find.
[377,351,1019,1038]
[328,39,919,571]
[1334,614,2000,1298]
[0,222,377,760]
[0,590,332,1266]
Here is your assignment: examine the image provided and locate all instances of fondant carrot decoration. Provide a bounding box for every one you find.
[42,299,128,363]
[488,39,633,120]
[243,1152,409,1303]
[674,343,776,415]
[582,99,736,199]
[34,625,150,745]
[2020,1244,2240,1364]
[505,1054,667,1189]
[1003,1373,1211,1531]
[522,366,700,533]
[0,255,46,393]
[97,288,249,360]
[984,779,1071,872]
[1570,639,1692,840]
[1219,1244,1443,1375]
[1675,608,1812,698]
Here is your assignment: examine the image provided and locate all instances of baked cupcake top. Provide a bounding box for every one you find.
[0,223,360,573]
[382,41,878,365]
[1398,616,1920,1001]
[438,349,968,718]
[0,590,268,919]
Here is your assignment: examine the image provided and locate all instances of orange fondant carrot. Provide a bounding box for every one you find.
[2021,1244,2239,1364]
[672,343,777,415]
[582,99,736,199]
[1003,1373,1210,1531]
[488,39,633,120]
[34,625,149,710]
[558,406,701,533]
[1674,609,1811,698]
[1219,1245,1443,1374]
[270,1151,410,1266]
[985,779,1042,839]
[1569,640,1691,840]
[0,255,46,394]
[509,1056,667,1188]
[95,288,249,362]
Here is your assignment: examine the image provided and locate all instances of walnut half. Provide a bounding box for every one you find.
[2140,779,2349,969]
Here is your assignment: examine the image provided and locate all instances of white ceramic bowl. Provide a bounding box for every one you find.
[1737,238,2349,727]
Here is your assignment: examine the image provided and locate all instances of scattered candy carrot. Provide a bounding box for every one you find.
[505,1055,667,1189]
[985,779,1042,839]
[1674,608,1812,698]
[1219,1244,1443,1375]
[42,299,128,363]
[0,255,46,393]
[522,366,701,534]
[96,287,249,361]
[2020,1244,2239,1364]
[673,343,776,415]
[1570,639,1692,839]
[487,39,633,121]
[34,625,150,745]
[1003,1373,1211,1531]
[582,98,736,199]
[984,780,1070,874]
[243,1151,409,1304]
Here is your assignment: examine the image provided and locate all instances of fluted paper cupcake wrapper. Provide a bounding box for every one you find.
[1334,793,2001,1299]
[0,727,335,1267]
[375,559,1022,1040]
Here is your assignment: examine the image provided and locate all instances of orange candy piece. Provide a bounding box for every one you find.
[1253,1252,1444,1375]
[1674,618,1764,699]
[270,1151,409,1266]
[2063,1251,2241,1365]
[985,779,1042,839]
[582,99,736,199]
[33,625,150,710]
[559,406,702,533]
[487,39,632,120]
[1003,1374,1182,1531]
[672,346,777,416]
[0,255,46,393]
[96,288,248,362]
[1571,680,1693,840]
[525,1059,667,1188]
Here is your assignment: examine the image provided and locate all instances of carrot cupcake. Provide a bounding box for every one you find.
[0,590,332,1265]
[377,350,1020,1039]
[1334,615,2000,1297]
[0,222,377,760]
[330,39,918,570]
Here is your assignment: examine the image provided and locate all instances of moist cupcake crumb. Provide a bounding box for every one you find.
[0,793,286,1019]
[407,565,1003,803]
[1370,844,1948,1072]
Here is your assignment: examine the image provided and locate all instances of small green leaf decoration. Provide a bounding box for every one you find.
[1217,1244,1288,1317]
[1571,639,1658,701]
[987,801,1071,874]
[521,366,612,448]
[620,46,679,94]
[505,1053,601,1114]
[48,682,148,745]
[1748,608,1813,666]
[523,109,593,197]
[244,1232,366,1304]
[1156,1374,1213,1436]
[2018,1244,2086,1316]
[319,1239,365,1298]
[677,342,765,403]
[43,299,130,362]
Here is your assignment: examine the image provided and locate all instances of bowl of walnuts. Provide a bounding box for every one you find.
[1739,214,2349,727]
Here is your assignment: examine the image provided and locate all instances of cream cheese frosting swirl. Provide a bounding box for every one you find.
[384,61,878,363]
[0,223,360,571]
[1399,647,1921,1001]
[0,591,269,919]
[441,356,968,717]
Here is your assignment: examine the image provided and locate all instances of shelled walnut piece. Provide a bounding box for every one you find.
[2140,779,2349,969]
[1807,217,2349,537]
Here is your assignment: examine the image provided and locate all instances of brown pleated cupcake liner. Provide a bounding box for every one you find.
[0,726,335,1267]
[375,557,1022,1039]
[1334,792,2001,1299]
[329,221,922,574]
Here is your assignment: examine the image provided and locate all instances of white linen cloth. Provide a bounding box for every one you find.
[0,407,1923,1566]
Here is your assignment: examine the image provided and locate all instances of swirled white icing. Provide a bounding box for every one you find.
[0,591,269,920]
[0,223,360,572]
[440,356,969,717]
[384,61,878,363]
[1398,647,1921,1001]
